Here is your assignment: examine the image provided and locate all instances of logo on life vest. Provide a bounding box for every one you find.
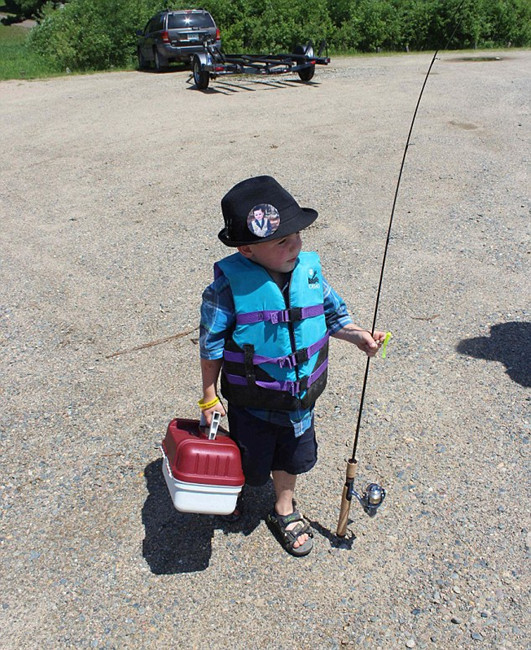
[307,268,320,289]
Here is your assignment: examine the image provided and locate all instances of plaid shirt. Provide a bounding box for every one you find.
[199,260,353,435]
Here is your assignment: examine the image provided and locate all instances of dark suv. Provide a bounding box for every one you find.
[136,9,221,70]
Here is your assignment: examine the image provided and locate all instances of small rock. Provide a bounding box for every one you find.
[451,617,462,625]
[406,639,416,648]
[471,632,484,641]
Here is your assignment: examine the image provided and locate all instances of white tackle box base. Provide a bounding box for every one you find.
[162,449,242,515]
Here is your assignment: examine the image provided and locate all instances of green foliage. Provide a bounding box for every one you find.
[28,0,163,70]
[328,0,531,52]
[398,0,438,51]
[4,0,45,19]
[234,0,331,52]
[18,0,531,75]
[0,22,59,79]
[481,0,531,47]
[197,0,332,53]
[3,0,67,20]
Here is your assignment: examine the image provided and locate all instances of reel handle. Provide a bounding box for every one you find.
[336,459,357,537]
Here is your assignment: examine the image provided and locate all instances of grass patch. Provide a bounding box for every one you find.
[0,23,60,80]
[0,22,138,80]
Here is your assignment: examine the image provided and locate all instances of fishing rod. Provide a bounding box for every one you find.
[336,3,468,536]
[336,51,438,536]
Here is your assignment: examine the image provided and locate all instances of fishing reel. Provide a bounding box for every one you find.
[348,482,386,517]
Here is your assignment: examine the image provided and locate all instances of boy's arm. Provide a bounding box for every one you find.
[321,277,385,356]
[331,323,386,357]
[200,357,226,423]
[199,276,234,424]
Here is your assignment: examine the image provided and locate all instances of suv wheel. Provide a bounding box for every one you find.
[154,49,167,72]
[137,48,147,70]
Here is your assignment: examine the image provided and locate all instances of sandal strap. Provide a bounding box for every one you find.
[273,510,313,544]
[276,511,302,527]
[282,521,311,545]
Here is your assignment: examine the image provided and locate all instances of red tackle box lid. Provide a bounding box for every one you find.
[162,418,244,487]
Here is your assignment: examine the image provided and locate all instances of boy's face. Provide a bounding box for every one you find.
[238,232,302,274]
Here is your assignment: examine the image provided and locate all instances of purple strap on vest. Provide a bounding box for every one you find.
[224,358,328,397]
[236,304,324,325]
[223,333,329,369]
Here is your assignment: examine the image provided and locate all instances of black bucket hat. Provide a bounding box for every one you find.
[218,175,318,247]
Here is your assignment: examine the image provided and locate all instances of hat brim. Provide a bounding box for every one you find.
[218,207,318,247]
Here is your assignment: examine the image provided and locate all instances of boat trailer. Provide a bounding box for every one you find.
[191,40,330,90]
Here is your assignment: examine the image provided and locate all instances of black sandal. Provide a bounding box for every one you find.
[266,508,314,557]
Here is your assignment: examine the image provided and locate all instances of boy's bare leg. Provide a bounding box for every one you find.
[272,470,309,549]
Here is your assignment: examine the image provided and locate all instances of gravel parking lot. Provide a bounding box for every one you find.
[1,51,529,649]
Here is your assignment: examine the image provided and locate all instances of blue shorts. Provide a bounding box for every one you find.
[227,406,318,486]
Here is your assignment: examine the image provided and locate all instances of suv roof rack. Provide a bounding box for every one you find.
[163,7,207,12]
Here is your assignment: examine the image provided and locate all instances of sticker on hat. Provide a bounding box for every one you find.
[247,204,280,238]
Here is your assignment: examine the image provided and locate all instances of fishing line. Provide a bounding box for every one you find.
[350,49,439,462]
[351,1,468,462]
[337,2,468,536]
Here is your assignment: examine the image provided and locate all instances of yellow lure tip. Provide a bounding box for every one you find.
[381,331,393,358]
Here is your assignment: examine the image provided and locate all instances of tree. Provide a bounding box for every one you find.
[3,0,64,21]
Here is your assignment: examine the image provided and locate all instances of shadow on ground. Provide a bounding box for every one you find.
[142,459,271,574]
[456,321,530,387]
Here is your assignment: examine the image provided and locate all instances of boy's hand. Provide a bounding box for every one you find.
[201,401,226,427]
[355,329,386,357]
[332,324,387,357]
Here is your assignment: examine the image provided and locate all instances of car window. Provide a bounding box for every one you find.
[146,15,164,32]
[167,13,214,29]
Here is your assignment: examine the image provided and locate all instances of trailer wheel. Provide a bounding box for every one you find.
[294,43,316,82]
[298,65,315,82]
[193,55,210,89]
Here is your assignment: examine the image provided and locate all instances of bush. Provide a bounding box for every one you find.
[328,0,531,53]
[28,0,163,71]
[199,0,332,53]
[26,0,531,74]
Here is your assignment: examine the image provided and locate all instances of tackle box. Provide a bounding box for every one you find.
[161,414,244,515]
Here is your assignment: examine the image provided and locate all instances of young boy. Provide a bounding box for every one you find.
[199,176,385,557]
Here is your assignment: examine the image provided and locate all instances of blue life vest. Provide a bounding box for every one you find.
[215,251,329,411]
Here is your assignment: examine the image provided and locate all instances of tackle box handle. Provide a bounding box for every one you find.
[199,411,221,440]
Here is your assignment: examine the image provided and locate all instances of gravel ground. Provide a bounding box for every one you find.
[1,51,529,649]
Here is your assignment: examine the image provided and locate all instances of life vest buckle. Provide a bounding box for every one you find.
[278,355,295,369]
[294,347,309,364]
[289,376,308,396]
[288,307,303,321]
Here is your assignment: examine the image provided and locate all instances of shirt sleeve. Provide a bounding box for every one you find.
[199,274,236,360]
[322,276,353,335]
